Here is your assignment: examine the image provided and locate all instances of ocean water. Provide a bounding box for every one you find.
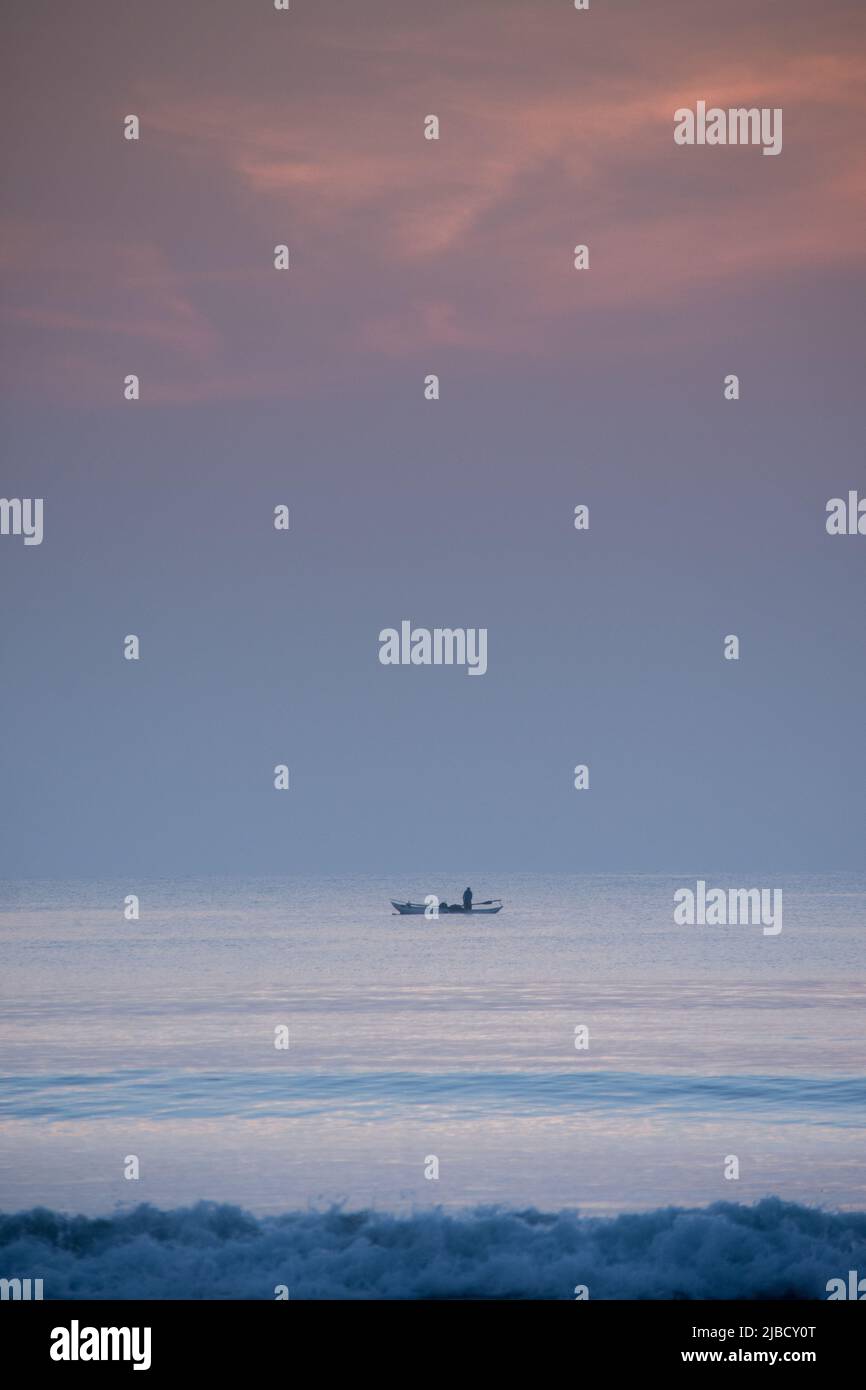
[1,873,864,1298]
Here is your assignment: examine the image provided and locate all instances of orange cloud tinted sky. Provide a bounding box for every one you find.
[2,0,864,403]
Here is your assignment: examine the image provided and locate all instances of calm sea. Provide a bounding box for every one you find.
[1,873,864,1296]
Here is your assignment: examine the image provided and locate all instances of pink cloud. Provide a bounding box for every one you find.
[2,2,864,402]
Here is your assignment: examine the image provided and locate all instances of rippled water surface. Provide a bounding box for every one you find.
[1,874,864,1216]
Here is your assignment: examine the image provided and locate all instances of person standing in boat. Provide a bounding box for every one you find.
[462,887,473,912]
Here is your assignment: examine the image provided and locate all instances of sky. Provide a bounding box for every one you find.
[1,0,864,877]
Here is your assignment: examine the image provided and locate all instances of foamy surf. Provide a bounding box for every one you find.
[2,1198,864,1300]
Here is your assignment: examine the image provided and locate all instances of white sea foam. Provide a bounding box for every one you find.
[2,1198,864,1300]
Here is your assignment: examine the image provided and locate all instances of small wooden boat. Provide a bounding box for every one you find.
[390,899,503,915]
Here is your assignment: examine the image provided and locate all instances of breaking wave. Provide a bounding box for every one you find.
[1,1197,864,1299]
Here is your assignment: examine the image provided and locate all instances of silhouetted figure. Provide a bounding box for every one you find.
[463,887,473,912]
